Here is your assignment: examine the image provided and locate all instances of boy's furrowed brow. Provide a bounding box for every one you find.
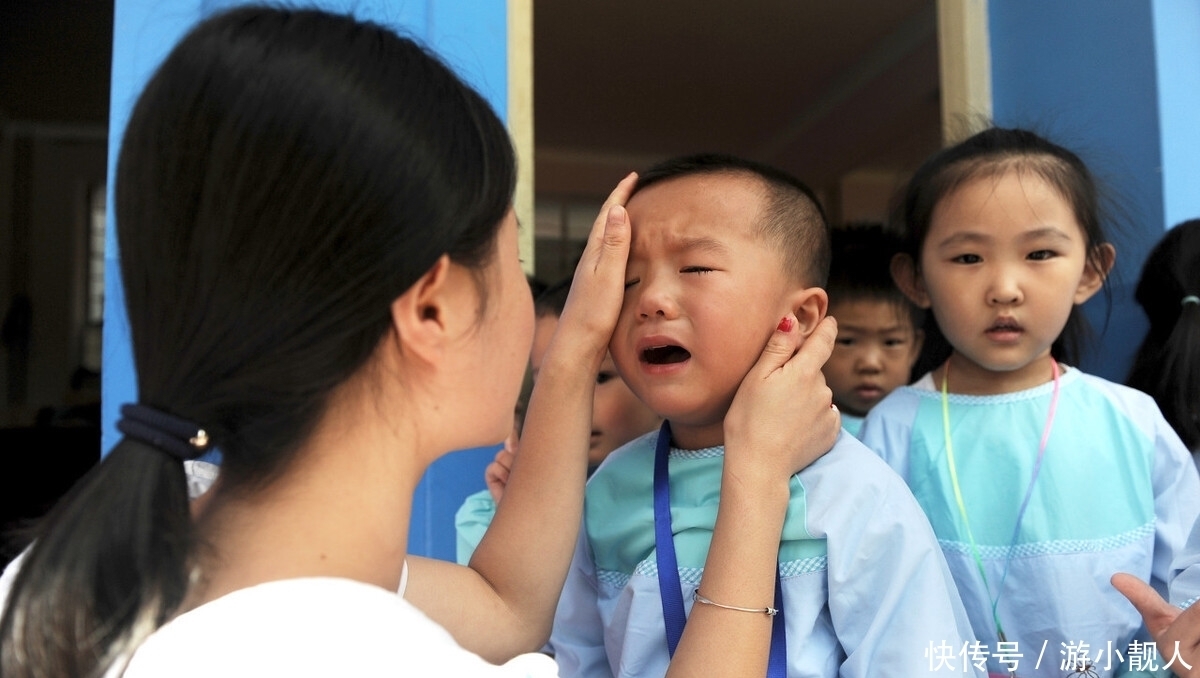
[676,236,730,256]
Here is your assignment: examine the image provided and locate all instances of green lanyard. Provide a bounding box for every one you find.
[940,358,1061,648]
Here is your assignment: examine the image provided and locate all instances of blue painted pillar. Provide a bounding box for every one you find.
[104,0,509,560]
[987,0,1200,381]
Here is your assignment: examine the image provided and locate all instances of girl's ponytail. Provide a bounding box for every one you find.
[1159,298,1200,449]
[1127,220,1200,451]
[0,435,195,678]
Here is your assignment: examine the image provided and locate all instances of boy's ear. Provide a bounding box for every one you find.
[890,253,932,309]
[389,254,453,367]
[788,286,829,338]
[1075,243,1116,304]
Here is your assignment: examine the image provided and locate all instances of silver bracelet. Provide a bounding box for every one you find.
[692,589,777,616]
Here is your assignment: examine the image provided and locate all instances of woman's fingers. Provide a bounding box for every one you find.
[725,315,839,481]
[794,315,838,372]
[555,173,637,363]
[745,314,806,380]
[583,173,638,272]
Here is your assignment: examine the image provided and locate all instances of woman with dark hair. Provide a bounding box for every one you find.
[0,7,838,677]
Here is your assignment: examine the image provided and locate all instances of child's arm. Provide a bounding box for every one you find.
[548,527,611,678]
[1171,518,1200,609]
[664,315,840,678]
[404,174,637,661]
[824,468,983,677]
[453,490,496,566]
[1149,407,1200,600]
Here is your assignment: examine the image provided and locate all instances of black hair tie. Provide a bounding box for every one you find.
[117,403,212,461]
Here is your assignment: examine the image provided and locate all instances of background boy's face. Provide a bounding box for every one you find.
[822,298,921,417]
[610,173,800,449]
[590,353,660,467]
[531,313,657,466]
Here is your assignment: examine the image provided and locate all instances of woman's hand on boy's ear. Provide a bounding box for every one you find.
[723,315,839,489]
[554,172,638,370]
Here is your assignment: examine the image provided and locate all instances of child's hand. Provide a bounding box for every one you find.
[1112,573,1200,676]
[484,445,515,504]
[723,315,840,488]
[552,173,638,368]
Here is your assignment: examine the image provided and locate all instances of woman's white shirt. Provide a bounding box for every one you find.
[3,464,515,676]
[118,577,558,677]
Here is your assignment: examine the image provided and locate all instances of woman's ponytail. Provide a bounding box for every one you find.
[0,437,194,678]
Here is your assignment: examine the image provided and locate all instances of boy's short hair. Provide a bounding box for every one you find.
[827,222,922,330]
[634,153,831,285]
[534,277,572,318]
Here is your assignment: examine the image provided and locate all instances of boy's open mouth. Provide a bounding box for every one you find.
[642,345,691,365]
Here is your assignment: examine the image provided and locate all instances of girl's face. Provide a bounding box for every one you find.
[910,170,1109,394]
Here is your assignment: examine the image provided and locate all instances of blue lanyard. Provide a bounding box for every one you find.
[652,421,788,676]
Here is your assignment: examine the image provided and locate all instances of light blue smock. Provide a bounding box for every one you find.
[549,430,981,678]
[860,368,1200,677]
[839,412,865,439]
[455,489,496,565]
[1169,516,1200,610]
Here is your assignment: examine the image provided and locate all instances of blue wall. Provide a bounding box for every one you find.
[1152,2,1200,230]
[104,0,508,561]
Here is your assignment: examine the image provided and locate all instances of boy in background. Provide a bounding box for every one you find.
[550,155,977,677]
[822,224,923,437]
[456,280,661,564]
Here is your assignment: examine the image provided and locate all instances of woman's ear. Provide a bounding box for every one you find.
[1075,243,1116,304]
[390,254,453,367]
[789,286,829,338]
[890,253,932,309]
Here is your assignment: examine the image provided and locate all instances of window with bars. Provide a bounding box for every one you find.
[81,183,105,372]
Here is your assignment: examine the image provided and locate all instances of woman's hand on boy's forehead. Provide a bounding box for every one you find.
[553,172,639,367]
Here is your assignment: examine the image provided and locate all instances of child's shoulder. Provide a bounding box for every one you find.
[858,380,929,432]
[797,432,947,552]
[1072,368,1158,408]
[800,432,913,506]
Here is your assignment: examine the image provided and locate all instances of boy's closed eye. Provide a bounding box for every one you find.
[680,266,715,274]
[835,336,856,347]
